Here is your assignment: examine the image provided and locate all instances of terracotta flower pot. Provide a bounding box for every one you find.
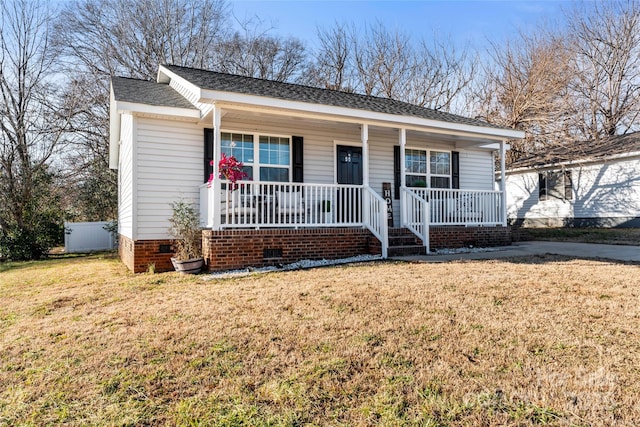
[171,257,205,274]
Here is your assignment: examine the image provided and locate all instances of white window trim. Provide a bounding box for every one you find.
[404,146,452,188]
[404,146,428,187]
[221,129,292,182]
[429,149,452,188]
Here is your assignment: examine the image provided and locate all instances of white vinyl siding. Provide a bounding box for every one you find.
[458,150,495,191]
[118,114,134,238]
[505,156,640,223]
[572,160,640,218]
[222,115,360,185]
[368,127,398,224]
[135,117,203,239]
[122,110,504,238]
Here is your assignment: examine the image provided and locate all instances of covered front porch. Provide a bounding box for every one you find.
[200,179,507,257]
[198,104,511,258]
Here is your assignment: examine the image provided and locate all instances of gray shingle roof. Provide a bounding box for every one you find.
[161,64,502,129]
[509,132,640,169]
[111,76,197,110]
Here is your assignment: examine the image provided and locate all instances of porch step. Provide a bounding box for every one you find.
[387,228,425,257]
[388,245,426,257]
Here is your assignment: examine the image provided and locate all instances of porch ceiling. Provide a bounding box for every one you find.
[206,107,504,150]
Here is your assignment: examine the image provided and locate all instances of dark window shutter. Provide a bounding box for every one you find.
[292,136,304,182]
[204,128,214,183]
[564,170,573,200]
[451,151,460,189]
[393,145,400,199]
[538,173,548,201]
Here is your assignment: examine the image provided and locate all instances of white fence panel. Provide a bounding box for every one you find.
[64,222,116,253]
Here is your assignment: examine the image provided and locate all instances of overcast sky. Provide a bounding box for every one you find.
[229,0,572,50]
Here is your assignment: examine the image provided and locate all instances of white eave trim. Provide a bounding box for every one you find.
[115,100,200,119]
[505,150,640,174]
[198,90,525,141]
[158,66,202,100]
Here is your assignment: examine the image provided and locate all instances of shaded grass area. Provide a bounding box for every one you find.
[1,254,640,425]
[524,227,640,245]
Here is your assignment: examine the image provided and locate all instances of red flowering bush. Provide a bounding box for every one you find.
[208,153,247,191]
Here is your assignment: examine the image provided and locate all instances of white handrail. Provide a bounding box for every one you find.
[401,186,429,252]
[363,185,388,258]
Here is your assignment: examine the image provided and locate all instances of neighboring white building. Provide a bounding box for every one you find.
[503,133,640,228]
[110,65,523,272]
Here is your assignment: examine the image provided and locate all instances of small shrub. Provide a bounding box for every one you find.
[168,201,202,260]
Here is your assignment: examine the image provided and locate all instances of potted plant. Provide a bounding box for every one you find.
[168,200,204,274]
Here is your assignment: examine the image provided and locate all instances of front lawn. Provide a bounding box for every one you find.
[1,254,639,425]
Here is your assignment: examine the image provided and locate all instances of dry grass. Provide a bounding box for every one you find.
[1,253,640,426]
[524,228,640,246]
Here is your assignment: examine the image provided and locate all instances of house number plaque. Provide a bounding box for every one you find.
[382,182,393,227]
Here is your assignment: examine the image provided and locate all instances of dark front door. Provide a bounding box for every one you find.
[336,145,363,222]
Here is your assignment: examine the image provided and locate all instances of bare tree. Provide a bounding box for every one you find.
[0,0,71,258]
[567,0,640,139]
[406,37,477,112]
[55,0,230,80]
[215,18,307,82]
[305,22,355,91]
[54,0,233,221]
[474,30,574,163]
[352,22,412,97]
[309,21,475,113]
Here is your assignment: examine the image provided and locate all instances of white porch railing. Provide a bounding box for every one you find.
[199,181,502,258]
[409,188,504,226]
[401,186,429,252]
[200,180,367,229]
[363,186,389,258]
[200,180,388,257]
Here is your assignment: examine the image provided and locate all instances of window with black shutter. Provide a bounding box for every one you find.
[539,171,572,201]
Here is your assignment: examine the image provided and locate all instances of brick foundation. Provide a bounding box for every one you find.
[119,235,176,273]
[429,226,511,249]
[119,226,511,273]
[203,228,379,271]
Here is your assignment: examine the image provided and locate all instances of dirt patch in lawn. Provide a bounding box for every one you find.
[1,254,639,425]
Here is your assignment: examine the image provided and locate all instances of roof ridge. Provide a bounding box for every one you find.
[112,75,153,83]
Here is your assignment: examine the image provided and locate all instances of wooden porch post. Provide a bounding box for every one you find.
[361,124,369,226]
[211,105,222,230]
[500,139,507,227]
[361,124,369,186]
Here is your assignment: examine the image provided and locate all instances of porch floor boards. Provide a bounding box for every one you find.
[388,227,426,256]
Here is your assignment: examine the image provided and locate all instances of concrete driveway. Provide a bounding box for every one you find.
[392,241,640,263]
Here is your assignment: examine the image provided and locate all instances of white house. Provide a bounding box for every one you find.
[109,65,523,272]
[503,133,640,228]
